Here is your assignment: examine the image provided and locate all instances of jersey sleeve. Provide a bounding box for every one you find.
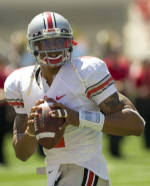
[84,58,117,105]
[4,70,27,114]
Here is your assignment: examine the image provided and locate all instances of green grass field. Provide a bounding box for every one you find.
[0,134,150,186]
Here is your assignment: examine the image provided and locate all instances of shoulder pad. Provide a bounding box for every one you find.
[73,56,109,80]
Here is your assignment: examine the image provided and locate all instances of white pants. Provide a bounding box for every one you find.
[46,164,110,186]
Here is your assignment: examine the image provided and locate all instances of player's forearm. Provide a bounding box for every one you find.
[0,89,6,104]
[102,108,145,136]
[13,133,38,161]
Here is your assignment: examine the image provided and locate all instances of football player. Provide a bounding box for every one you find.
[4,11,145,186]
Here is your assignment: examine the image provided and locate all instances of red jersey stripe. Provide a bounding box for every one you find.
[7,102,24,106]
[45,12,53,29]
[87,171,94,186]
[87,77,113,99]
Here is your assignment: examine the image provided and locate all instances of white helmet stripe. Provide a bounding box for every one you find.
[44,12,54,29]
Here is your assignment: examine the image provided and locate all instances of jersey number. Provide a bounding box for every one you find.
[55,137,65,148]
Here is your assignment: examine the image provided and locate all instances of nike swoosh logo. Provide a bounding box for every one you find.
[56,94,66,101]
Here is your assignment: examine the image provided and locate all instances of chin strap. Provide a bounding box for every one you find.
[27,63,38,96]
[70,59,88,88]
[70,59,98,106]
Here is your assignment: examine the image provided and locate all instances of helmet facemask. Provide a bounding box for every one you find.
[28,28,73,67]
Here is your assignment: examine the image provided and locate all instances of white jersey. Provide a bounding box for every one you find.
[4,56,116,180]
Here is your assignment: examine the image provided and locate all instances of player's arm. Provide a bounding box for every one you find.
[0,88,6,104]
[4,70,43,161]
[48,92,145,136]
[13,113,38,161]
[47,58,145,136]
[13,99,44,161]
[99,92,145,136]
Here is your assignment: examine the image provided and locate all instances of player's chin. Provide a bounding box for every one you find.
[48,66,62,72]
[41,64,61,72]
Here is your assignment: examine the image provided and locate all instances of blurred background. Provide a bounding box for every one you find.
[0,0,150,186]
[0,0,129,40]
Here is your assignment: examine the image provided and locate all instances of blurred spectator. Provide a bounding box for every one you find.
[96,29,131,157]
[123,1,150,149]
[129,54,150,148]
[104,49,131,94]
[104,52,131,158]
[71,29,89,58]
[72,37,89,58]
[95,29,121,58]
[10,29,35,67]
[0,53,15,165]
[136,0,150,22]
[123,0,150,61]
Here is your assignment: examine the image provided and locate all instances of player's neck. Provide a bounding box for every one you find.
[40,66,60,86]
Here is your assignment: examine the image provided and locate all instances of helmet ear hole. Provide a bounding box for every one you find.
[69,47,73,52]
[34,50,39,56]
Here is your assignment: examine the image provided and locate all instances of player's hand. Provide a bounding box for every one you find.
[44,97,79,127]
[27,99,44,135]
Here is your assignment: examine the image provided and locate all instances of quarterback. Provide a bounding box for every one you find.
[4,11,145,186]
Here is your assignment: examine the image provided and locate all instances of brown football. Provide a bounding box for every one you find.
[34,101,66,149]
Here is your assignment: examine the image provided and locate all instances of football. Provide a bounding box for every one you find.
[34,101,66,149]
